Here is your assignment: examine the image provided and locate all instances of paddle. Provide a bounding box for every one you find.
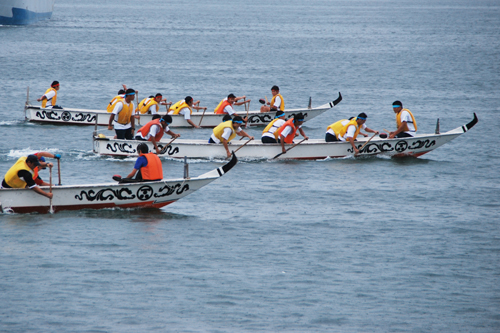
[358,133,377,152]
[232,137,253,155]
[244,98,250,128]
[57,158,61,185]
[198,107,207,127]
[159,136,178,154]
[49,166,54,214]
[272,138,307,160]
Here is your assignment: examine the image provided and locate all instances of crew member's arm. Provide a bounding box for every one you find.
[280,134,286,153]
[348,137,359,155]
[19,170,53,198]
[187,119,201,128]
[389,122,406,139]
[166,130,181,139]
[298,128,309,140]
[235,129,254,140]
[364,127,379,135]
[222,138,231,158]
[130,111,136,135]
[125,169,139,179]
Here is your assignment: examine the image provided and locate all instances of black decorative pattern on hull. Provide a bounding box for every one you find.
[106,143,136,153]
[35,110,61,120]
[75,188,136,201]
[346,139,437,154]
[154,183,190,197]
[72,113,96,123]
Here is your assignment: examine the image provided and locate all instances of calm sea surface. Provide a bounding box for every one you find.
[1,0,499,331]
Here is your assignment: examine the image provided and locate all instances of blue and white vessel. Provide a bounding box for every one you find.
[0,0,55,25]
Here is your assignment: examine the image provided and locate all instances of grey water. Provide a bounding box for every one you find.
[1,0,499,331]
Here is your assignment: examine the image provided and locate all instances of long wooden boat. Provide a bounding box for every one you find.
[0,154,237,214]
[92,114,478,160]
[24,92,342,128]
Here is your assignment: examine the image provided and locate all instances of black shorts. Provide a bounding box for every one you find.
[325,133,338,142]
[261,136,277,144]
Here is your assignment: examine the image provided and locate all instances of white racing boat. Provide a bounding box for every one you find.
[24,90,342,128]
[92,114,478,160]
[0,154,237,214]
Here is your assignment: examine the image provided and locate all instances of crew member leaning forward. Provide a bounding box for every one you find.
[37,81,61,109]
[168,96,203,128]
[337,112,379,155]
[209,116,254,158]
[214,94,250,115]
[389,100,417,138]
[135,115,180,154]
[124,143,164,181]
[108,88,136,140]
[107,84,128,112]
[261,110,286,143]
[276,112,309,153]
[136,93,166,115]
[1,155,53,199]
[325,117,369,142]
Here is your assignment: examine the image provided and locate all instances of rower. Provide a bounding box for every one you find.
[1,155,53,199]
[136,93,166,115]
[108,88,136,140]
[261,110,286,144]
[123,143,163,182]
[337,112,379,155]
[214,94,250,116]
[325,117,369,142]
[37,81,62,109]
[107,84,128,112]
[168,96,203,128]
[389,101,417,138]
[276,112,308,153]
[209,116,254,158]
[260,85,284,113]
[135,115,180,154]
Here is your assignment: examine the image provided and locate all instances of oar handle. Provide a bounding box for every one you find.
[272,138,307,159]
[198,108,207,127]
[159,137,178,154]
[57,159,61,185]
[233,138,253,154]
[359,133,377,151]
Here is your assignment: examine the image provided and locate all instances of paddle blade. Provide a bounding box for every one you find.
[259,99,266,104]
[112,175,122,181]
[379,133,387,138]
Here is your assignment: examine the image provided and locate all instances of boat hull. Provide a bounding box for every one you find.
[93,114,478,160]
[0,155,237,214]
[24,93,342,128]
[0,0,55,25]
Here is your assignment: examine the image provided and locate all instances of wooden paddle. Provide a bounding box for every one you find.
[359,133,378,151]
[198,107,207,127]
[159,136,178,154]
[244,98,250,128]
[57,158,61,185]
[49,166,54,214]
[232,138,253,155]
[272,138,307,160]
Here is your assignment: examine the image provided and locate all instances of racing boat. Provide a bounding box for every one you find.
[0,154,237,214]
[24,90,342,128]
[92,114,478,160]
[0,0,55,25]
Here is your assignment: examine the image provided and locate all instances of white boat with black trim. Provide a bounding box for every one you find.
[92,114,478,160]
[24,91,342,128]
[0,154,237,214]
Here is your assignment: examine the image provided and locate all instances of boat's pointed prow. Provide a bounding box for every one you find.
[220,153,238,175]
[464,113,478,132]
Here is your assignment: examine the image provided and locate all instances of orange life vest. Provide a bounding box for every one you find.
[138,119,164,142]
[215,100,232,114]
[141,153,163,181]
[276,118,298,144]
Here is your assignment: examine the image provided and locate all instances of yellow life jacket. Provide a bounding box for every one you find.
[396,109,417,132]
[213,120,237,142]
[338,118,361,140]
[169,100,192,115]
[41,87,57,108]
[136,98,159,114]
[114,97,133,125]
[107,95,123,113]
[4,157,34,188]
[262,118,283,139]
[271,93,285,111]
[327,119,348,136]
